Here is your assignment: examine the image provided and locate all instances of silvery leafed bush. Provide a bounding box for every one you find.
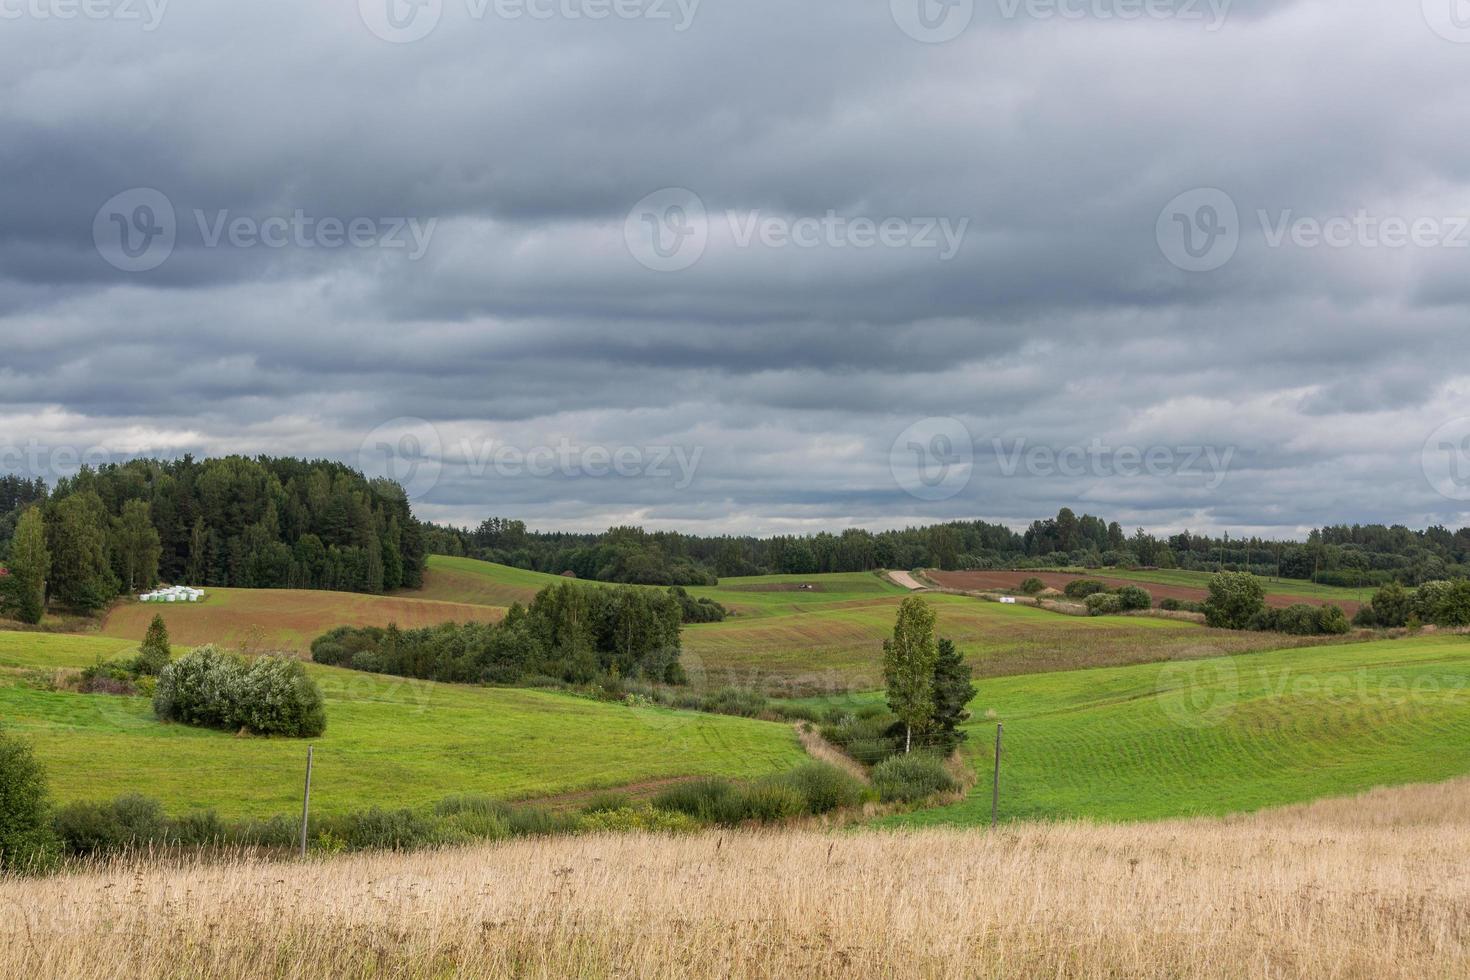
[154,645,325,738]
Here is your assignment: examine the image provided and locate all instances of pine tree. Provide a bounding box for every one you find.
[7,508,49,625]
[930,638,976,753]
[135,614,172,676]
[883,595,938,753]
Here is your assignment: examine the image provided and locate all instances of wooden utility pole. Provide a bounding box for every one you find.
[991,723,1003,828]
[299,746,314,859]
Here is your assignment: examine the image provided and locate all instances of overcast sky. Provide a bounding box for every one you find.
[3,0,1470,537]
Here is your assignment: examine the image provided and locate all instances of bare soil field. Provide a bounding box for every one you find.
[930,569,1365,617]
[7,777,1469,979]
[100,587,504,651]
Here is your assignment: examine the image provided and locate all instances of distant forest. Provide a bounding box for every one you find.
[0,457,424,614]
[4,455,1469,619]
[426,510,1470,588]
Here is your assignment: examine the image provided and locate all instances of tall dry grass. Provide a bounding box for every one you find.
[6,778,1470,979]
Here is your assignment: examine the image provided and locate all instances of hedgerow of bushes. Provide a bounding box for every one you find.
[34,761,867,862]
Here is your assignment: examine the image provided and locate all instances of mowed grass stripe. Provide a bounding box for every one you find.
[0,631,804,817]
[887,635,1470,825]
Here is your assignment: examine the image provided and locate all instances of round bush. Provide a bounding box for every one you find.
[153,645,245,729]
[872,753,958,803]
[1114,586,1152,611]
[1158,597,1183,611]
[1064,579,1107,599]
[233,656,327,737]
[779,762,866,814]
[1018,577,1045,595]
[1085,593,1123,616]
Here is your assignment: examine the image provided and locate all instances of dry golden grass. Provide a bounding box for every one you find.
[6,778,1470,979]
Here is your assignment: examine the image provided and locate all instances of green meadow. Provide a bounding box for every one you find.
[0,631,804,818]
[881,633,1470,825]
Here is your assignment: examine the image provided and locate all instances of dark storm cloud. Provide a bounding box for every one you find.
[2,0,1469,536]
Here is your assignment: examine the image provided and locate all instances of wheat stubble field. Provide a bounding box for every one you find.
[6,778,1469,980]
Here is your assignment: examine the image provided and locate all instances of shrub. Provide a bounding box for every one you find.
[316,807,436,851]
[844,736,901,766]
[1203,572,1266,629]
[233,656,327,737]
[153,645,244,729]
[1316,604,1351,635]
[775,762,866,814]
[504,805,579,837]
[653,778,736,822]
[579,791,633,814]
[53,794,169,856]
[1158,598,1182,611]
[1063,579,1107,599]
[1272,604,1322,635]
[735,783,806,823]
[1352,604,1378,628]
[77,658,139,695]
[1084,593,1122,616]
[1114,586,1152,611]
[871,753,958,803]
[0,727,58,871]
[578,807,699,834]
[155,647,325,737]
[1369,583,1411,629]
[134,614,172,676]
[1018,577,1045,595]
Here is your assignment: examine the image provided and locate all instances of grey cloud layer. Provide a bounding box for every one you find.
[2,0,1469,536]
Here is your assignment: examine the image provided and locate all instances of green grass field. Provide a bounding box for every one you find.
[391,558,1356,694]
[876,633,1470,825]
[0,632,804,818]
[1059,566,1376,604]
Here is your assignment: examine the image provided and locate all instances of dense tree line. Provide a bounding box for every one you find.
[424,508,1470,588]
[0,456,426,618]
[312,581,687,686]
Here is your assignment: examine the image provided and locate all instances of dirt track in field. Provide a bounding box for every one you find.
[927,570,1363,617]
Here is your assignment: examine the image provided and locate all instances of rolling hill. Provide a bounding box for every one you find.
[0,631,804,817]
[876,632,1470,825]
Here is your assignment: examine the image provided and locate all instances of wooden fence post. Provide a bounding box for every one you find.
[991,723,1003,828]
[299,745,314,859]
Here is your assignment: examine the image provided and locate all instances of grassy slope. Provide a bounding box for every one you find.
[1065,566,1376,604]
[0,632,803,817]
[402,558,1348,693]
[882,633,1470,825]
